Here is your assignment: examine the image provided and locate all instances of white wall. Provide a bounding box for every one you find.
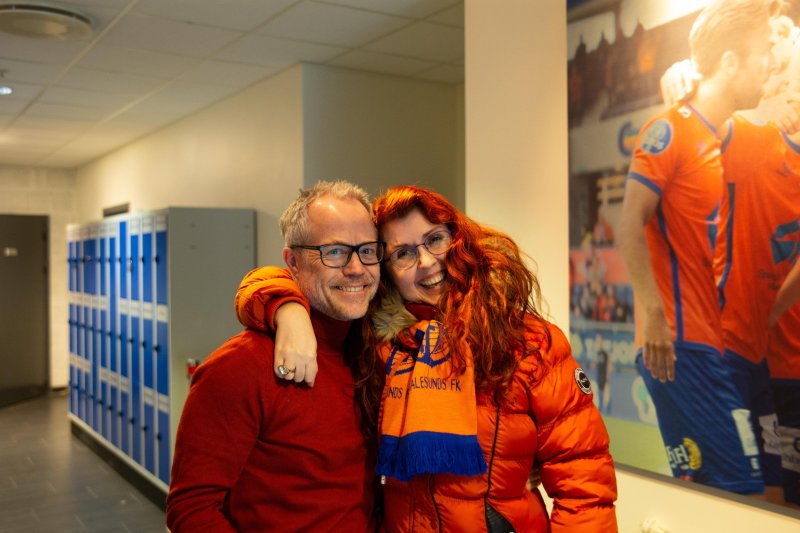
[0,165,76,387]
[76,65,307,268]
[464,0,800,531]
[302,64,464,208]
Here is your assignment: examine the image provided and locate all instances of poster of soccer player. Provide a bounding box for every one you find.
[567,0,800,506]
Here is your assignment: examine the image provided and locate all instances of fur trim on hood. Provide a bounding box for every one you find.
[371,287,418,343]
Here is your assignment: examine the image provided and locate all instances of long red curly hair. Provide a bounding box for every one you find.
[352,185,550,437]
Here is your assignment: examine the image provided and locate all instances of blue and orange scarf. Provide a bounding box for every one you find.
[376,314,487,482]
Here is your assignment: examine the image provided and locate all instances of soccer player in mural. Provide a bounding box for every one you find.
[619,0,780,496]
[658,11,800,505]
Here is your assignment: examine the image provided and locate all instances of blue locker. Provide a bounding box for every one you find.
[75,302,83,419]
[142,220,153,303]
[119,315,130,455]
[109,229,119,448]
[68,240,75,292]
[90,306,99,431]
[130,224,139,302]
[156,319,170,485]
[82,305,91,422]
[69,303,78,416]
[130,314,142,464]
[119,220,128,299]
[83,237,96,296]
[68,208,255,494]
[143,313,155,474]
[156,230,167,305]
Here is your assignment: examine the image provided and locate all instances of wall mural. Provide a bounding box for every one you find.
[567,0,800,508]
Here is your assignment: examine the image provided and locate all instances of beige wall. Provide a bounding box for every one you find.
[76,65,307,267]
[0,165,76,387]
[464,0,800,531]
[302,64,464,208]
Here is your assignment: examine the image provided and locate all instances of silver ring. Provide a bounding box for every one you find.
[277,364,295,377]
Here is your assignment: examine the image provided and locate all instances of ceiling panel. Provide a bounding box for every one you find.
[178,60,279,88]
[256,1,410,48]
[329,50,436,77]
[320,0,460,19]
[57,67,164,94]
[0,58,61,85]
[215,33,346,68]
[364,21,464,63]
[0,0,463,168]
[100,13,242,57]
[133,0,299,31]
[77,45,195,78]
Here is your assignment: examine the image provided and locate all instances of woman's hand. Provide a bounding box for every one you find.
[273,302,318,386]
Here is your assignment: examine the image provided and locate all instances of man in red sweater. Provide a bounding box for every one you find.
[166,181,383,532]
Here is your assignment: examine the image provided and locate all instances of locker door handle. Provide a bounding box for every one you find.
[156,433,162,441]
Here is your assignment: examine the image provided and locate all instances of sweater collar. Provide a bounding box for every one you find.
[310,309,353,351]
[404,302,437,321]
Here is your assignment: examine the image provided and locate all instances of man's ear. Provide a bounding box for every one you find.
[283,246,300,276]
[719,50,740,76]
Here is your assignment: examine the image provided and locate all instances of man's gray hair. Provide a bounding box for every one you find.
[279,180,372,246]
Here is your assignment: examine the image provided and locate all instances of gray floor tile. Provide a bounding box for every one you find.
[0,394,166,532]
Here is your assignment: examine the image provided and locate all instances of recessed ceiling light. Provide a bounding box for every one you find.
[0,3,92,40]
[0,86,12,95]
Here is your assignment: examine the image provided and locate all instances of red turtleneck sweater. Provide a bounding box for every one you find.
[167,311,377,532]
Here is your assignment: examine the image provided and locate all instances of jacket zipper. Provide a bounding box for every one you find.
[428,474,442,533]
[483,392,503,531]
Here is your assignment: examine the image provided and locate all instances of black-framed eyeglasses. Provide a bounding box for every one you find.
[387,230,452,270]
[291,241,385,268]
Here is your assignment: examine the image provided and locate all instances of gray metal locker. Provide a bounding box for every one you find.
[68,207,256,494]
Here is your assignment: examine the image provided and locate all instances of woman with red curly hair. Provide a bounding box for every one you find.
[235,185,617,532]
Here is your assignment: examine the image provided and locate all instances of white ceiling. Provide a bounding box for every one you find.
[0,0,464,168]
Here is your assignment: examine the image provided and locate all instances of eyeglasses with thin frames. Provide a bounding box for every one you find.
[291,241,385,268]
[387,230,452,270]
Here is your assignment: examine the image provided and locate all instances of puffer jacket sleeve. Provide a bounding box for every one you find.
[234,266,310,332]
[525,320,618,532]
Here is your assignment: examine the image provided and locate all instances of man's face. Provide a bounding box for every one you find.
[733,24,776,109]
[285,196,379,321]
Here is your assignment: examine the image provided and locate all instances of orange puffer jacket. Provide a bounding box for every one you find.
[236,267,618,532]
[379,316,617,533]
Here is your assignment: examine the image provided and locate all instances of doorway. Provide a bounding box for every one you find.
[0,214,49,407]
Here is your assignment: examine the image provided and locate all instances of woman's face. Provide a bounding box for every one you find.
[381,208,449,306]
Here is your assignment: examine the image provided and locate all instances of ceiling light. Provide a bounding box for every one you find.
[0,3,92,40]
[0,86,12,95]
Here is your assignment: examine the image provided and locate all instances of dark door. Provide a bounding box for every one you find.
[0,214,48,407]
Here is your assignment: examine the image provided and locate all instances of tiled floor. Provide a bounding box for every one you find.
[0,392,166,532]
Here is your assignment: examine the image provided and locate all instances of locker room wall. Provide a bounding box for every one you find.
[301,64,464,208]
[463,0,800,531]
[0,166,76,389]
[76,63,464,264]
[75,65,305,268]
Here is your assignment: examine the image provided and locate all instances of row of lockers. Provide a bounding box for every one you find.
[68,214,167,303]
[68,212,171,485]
[68,208,256,492]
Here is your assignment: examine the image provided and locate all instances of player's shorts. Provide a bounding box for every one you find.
[770,379,800,504]
[723,351,781,486]
[637,345,764,494]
